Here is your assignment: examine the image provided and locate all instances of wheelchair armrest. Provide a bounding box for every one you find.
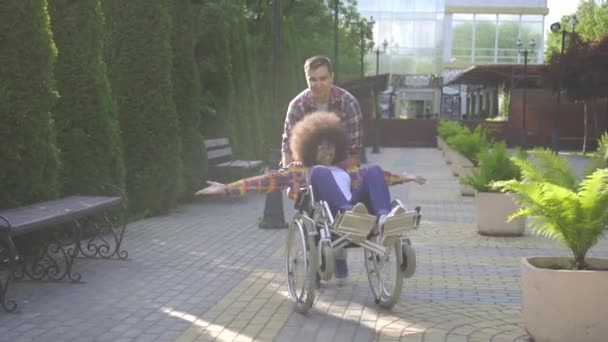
[294,187,311,211]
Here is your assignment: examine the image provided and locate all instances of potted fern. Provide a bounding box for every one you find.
[460,142,524,236]
[492,148,608,342]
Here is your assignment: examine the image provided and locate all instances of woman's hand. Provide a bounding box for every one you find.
[403,173,426,185]
[195,181,227,196]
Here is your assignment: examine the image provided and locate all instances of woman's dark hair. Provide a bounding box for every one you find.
[290,112,348,167]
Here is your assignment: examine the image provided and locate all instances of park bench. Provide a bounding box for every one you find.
[0,184,128,312]
[204,137,264,182]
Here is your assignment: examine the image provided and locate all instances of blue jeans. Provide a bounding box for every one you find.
[309,164,392,217]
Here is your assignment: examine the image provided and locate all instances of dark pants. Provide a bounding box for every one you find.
[309,164,391,218]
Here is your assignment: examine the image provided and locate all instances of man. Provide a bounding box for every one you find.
[281,55,363,168]
[281,55,364,285]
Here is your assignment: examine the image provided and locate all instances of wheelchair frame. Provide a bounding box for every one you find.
[285,186,421,314]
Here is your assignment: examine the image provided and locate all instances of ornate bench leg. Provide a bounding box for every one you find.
[75,209,128,259]
[0,230,18,312]
[75,183,128,260]
[13,226,82,283]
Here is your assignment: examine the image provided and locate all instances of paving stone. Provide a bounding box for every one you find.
[2,148,604,342]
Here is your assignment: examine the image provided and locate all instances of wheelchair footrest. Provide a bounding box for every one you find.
[382,211,420,236]
[334,212,377,243]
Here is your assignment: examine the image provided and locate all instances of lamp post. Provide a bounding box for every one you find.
[550,15,578,152]
[371,39,388,154]
[517,38,536,150]
[258,0,286,229]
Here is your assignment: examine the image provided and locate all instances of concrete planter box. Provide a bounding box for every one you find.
[458,165,476,196]
[449,150,473,177]
[437,136,445,150]
[476,192,524,236]
[522,257,608,342]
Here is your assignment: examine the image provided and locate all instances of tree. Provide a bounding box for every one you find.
[48,0,125,195]
[545,0,608,62]
[0,0,60,209]
[169,0,206,200]
[546,35,608,153]
[104,0,181,216]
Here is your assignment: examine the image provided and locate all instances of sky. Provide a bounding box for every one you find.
[545,0,580,31]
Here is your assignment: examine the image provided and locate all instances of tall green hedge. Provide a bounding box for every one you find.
[0,1,59,210]
[104,0,181,215]
[48,0,125,195]
[170,0,206,199]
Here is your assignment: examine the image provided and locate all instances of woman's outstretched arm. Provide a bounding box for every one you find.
[195,167,309,197]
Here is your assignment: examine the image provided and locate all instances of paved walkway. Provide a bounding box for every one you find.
[1,147,606,342]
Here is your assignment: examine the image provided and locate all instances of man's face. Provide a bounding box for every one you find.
[305,66,333,102]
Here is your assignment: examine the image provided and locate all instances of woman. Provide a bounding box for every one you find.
[196,112,425,283]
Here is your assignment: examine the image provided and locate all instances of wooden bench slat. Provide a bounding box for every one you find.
[206,147,233,160]
[204,138,230,148]
[0,195,122,236]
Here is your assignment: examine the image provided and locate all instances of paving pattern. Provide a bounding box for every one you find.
[1,147,606,342]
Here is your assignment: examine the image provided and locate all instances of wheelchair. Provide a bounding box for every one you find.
[285,185,421,314]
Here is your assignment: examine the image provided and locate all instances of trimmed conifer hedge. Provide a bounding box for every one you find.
[104,0,181,215]
[48,0,125,195]
[170,0,206,199]
[0,1,60,210]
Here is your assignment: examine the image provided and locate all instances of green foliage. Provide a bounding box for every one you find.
[437,120,463,140]
[545,0,608,62]
[519,149,578,190]
[0,0,60,209]
[48,0,125,195]
[104,0,181,216]
[492,149,608,270]
[169,0,206,200]
[460,142,522,192]
[586,132,608,174]
[446,125,488,165]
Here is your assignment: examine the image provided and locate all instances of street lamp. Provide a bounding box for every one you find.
[371,39,388,154]
[517,38,536,150]
[550,15,578,152]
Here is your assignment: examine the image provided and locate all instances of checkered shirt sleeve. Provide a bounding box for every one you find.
[223,167,308,197]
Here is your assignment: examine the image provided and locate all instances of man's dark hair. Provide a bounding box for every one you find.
[290,112,347,167]
[304,55,333,74]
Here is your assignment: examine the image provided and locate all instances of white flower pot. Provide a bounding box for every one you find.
[476,192,524,236]
[522,257,608,342]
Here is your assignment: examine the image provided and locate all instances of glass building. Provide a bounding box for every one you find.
[357,0,548,118]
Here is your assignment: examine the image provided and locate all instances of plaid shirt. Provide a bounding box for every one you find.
[223,165,406,199]
[281,86,363,158]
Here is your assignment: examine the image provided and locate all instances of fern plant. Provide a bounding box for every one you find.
[460,142,521,191]
[437,120,463,141]
[492,149,608,270]
[585,132,608,175]
[447,125,489,166]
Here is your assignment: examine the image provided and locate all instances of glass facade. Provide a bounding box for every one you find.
[449,13,544,65]
[357,1,546,73]
[358,0,446,75]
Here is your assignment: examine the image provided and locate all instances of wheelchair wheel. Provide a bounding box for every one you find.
[286,215,318,314]
[401,240,416,279]
[364,239,404,309]
[319,241,334,281]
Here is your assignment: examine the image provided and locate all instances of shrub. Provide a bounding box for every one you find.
[0,0,60,209]
[460,142,522,192]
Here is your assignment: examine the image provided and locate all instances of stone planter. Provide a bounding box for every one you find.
[522,257,608,342]
[436,136,445,150]
[450,150,473,177]
[476,192,524,236]
[458,165,476,196]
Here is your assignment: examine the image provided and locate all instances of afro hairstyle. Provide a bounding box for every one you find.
[289,112,348,167]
